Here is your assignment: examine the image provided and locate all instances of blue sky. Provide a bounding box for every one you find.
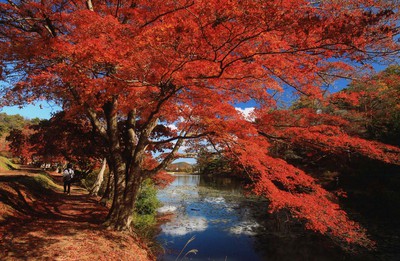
[0,100,259,120]
[0,101,61,119]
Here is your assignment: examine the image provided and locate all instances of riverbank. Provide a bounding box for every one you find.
[0,168,153,260]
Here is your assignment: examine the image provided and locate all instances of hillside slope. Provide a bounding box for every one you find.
[166,162,193,172]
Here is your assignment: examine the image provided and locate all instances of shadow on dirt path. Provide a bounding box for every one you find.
[0,168,140,260]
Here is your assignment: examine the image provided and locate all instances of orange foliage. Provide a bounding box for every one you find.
[222,132,377,249]
[0,0,399,247]
[257,108,400,164]
[6,126,35,164]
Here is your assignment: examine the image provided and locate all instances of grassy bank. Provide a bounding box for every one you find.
[0,156,19,171]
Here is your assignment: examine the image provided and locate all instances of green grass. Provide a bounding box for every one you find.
[0,173,61,196]
[0,156,60,194]
[31,174,61,191]
[0,172,60,221]
[0,156,19,170]
[80,169,101,190]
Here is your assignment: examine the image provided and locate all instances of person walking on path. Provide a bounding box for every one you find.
[63,163,74,195]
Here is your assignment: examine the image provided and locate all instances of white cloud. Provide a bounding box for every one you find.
[157,205,178,213]
[167,124,178,130]
[235,107,255,121]
[204,197,226,204]
[161,216,208,236]
[228,221,260,236]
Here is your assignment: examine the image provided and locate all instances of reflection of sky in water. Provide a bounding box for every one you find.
[157,174,263,261]
[158,175,351,261]
[161,216,208,236]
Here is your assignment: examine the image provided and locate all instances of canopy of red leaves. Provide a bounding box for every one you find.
[0,0,399,248]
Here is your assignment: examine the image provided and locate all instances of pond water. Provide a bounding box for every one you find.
[156,174,352,261]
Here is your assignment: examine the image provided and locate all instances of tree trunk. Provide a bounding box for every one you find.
[104,166,142,231]
[100,169,113,206]
[92,98,176,231]
[103,156,127,228]
[102,165,145,231]
[89,158,107,196]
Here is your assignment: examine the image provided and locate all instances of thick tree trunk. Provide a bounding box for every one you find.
[101,98,131,229]
[104,165,142,231]
[104,156,126,228]
[89,158,107,196]
[95,99,176,231]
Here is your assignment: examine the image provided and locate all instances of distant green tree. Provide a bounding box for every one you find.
[331,65,400,146]
[0,113,29,135]
[195,148,232,176]
[0,113,37,159]
[0,125,5,136]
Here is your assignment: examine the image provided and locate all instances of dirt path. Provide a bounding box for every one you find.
[0,169,152,261]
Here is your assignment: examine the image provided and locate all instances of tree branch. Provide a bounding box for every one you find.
[150,131,215,145]
[258,131,289,141]
[147,132,186,176]
[86,107,108,140]
[140,1,195,29]
[86,0,94,11]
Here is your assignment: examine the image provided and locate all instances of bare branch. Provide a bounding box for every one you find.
[140,1,195,28]
[147,132,186,175]
[150,131,215,145]
[86,107,108,139]
[86,0,94,11]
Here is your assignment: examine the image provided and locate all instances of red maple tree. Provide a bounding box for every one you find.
[0,0,399,248]
[6,126,34,164]
[28,111,105,170]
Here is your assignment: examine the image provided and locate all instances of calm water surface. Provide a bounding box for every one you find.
[156,174,352,261]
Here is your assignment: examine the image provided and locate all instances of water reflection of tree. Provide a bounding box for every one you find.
[172,174,200,186]
[199,175,244,192]
[239,199,369,261]
[162,175,380,260]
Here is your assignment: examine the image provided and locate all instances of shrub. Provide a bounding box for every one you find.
[132,179,161,232]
